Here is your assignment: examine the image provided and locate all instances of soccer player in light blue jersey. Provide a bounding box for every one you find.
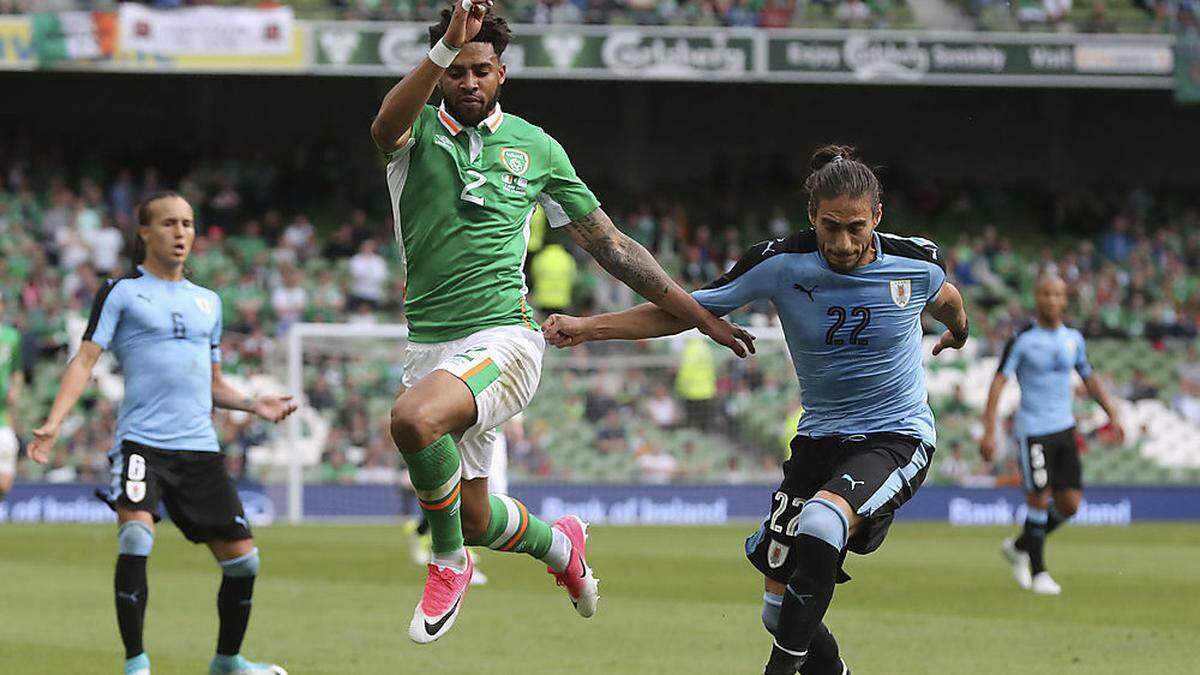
[981,275,1124,595]
[544,145,969,675]
[28,192,297,675]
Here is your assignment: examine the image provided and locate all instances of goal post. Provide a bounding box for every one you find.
[284,322,412,523]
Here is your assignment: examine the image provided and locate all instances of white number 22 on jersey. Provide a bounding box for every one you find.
[460,170,486,206]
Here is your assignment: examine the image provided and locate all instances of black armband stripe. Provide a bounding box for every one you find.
[82,270,141,342]
[878,232,946,272]
[702,229,817,291]
[995,323,1034,376]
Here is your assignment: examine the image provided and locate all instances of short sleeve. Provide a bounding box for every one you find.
[926,262,947,304]
[1074,331,1092,378]
[82,279,125,350]
[538,135,601,228]
[998,333,1023,377]
[691,242,781,317]
[211,295,223,364]
[387,105,433,162]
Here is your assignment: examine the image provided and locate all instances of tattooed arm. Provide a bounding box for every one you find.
[562,207,751,357]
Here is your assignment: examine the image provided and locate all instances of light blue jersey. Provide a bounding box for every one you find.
[693,230,946,446]
[84,267,223,454]
[999,323,1092,438]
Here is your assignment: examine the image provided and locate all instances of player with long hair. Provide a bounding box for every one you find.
[29,192,297,675]
[544,145,970,674]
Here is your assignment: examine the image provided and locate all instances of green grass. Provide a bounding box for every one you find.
[1,523,1197,674]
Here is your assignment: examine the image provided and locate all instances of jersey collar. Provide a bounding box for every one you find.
[437,103,504,136]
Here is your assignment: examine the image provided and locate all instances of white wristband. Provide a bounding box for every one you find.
[428,39,461,69]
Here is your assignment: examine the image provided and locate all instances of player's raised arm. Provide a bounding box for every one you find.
[927,281,969,356]
[30,340,104,464]
[562,208,750,357]
[370,0,491,151]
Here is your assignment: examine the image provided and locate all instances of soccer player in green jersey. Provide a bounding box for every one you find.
[370,0,754,643]
[0,293,25,504]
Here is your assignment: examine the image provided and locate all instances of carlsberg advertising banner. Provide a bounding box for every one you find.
[313,23,756,79]
[313,23,1174,89]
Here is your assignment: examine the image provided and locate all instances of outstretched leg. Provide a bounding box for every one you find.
[459,478,597,616]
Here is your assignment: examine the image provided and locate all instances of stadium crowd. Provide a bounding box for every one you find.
[1,0,914,30]
[7,0,1195,33]
[2,153,1198,486]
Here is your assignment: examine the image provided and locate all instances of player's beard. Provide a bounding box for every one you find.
[447,88,501,128]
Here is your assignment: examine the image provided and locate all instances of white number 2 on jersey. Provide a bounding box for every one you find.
[460,169,486,206]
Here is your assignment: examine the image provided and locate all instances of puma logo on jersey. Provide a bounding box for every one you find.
[842,474,865,491]
[762,238,784,255]
[793,284,818,301]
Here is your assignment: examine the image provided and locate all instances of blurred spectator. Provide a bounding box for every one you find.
[271,266,309,333]
[86,217,126,277]
[348,238,387,310]
[531,239,577,313]
[644,384,680,428]
[676,336,717,431]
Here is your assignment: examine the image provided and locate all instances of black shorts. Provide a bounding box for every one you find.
[1017,427,1082,493]
[747,432,934,585]
[102,441,252,544]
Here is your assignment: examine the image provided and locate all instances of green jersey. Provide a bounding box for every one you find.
[0,325,20,426]
[386,104,600,343]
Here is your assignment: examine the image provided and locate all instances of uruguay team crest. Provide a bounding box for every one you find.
[500,148,530,176]
[889,279,912,308]
[125,480,146,503]
[767,540,789,569]
[195,297,212,315]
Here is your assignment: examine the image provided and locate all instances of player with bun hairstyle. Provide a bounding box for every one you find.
[544,144,970,675]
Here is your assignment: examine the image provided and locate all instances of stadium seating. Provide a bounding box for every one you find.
[4,153,1200,486]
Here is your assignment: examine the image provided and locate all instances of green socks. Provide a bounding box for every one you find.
[405,438,566,571]
[404,435,463,555]
[465,494,554,559]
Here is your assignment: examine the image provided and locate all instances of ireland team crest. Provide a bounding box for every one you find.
[500,148,530,176]
[889,279,912,308]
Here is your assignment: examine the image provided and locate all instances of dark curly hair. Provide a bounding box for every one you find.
[803,144,882,216]
[428,6,512,57]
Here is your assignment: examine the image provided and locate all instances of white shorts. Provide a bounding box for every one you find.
[0,426,17,477]
[401,325,543,481]
[490,431,509,496]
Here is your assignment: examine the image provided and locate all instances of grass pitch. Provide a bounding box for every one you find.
[1,522,1196,674]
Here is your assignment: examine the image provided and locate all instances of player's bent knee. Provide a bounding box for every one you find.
[117,521,155,557]
[761,591,783,635]
[390,401,443,451]
[797,498,849,551]
[219,547,260,578]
